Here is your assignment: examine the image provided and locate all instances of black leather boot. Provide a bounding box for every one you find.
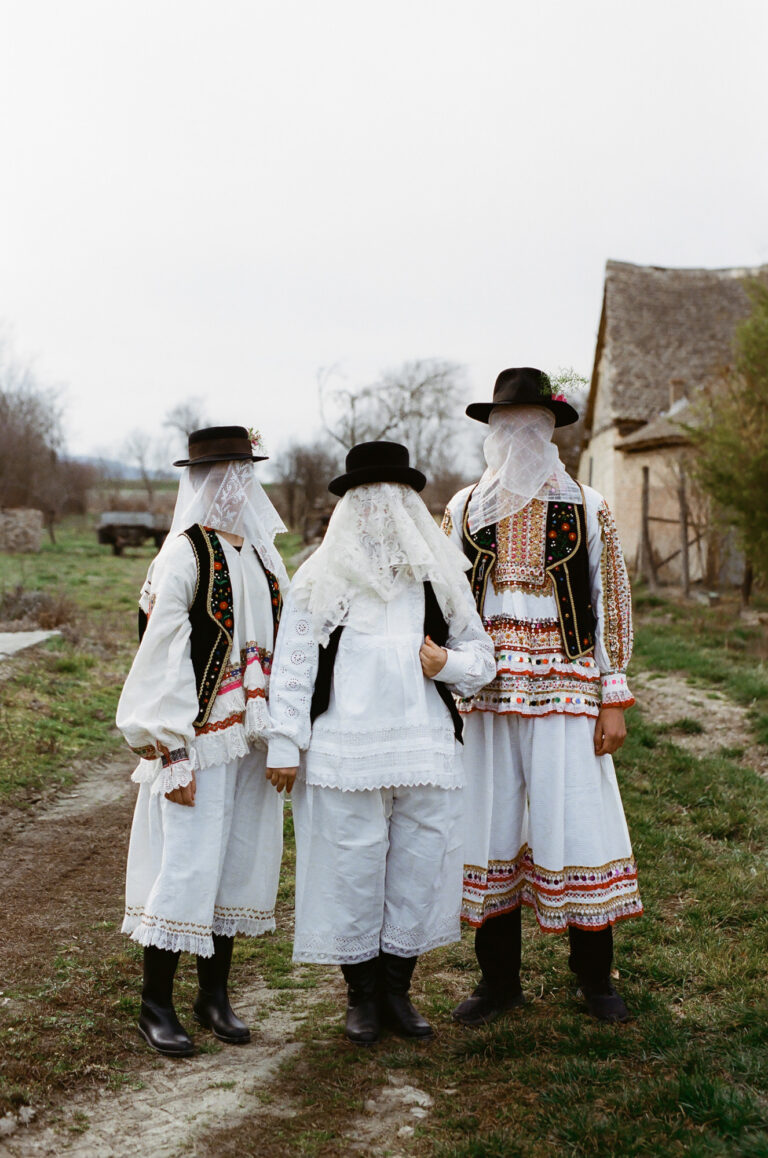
[138,946,194,1057]
[453,909,526,1026]
[194,934,251,1044]
[341,958,380,1045]
[378,953,434,1039]
[568,926,630,1023]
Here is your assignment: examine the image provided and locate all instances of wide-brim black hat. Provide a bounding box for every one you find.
[173,425,268,467]
[466,367,579,427]
[328,441,427,497]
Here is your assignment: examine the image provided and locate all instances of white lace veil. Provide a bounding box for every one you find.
[140,460,289,610]
[467,406,582,533]
[291,482,473,645]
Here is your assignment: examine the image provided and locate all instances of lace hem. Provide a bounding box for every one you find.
[123,908,276,956]
[191,725,250,770]
[309,721,455,761]
[123,916,215,957]
[212,915,276,937]
[381,912,460,956]
[304,767,463,792]
[293,928,382,965]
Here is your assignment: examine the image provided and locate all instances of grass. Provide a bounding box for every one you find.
[2,530,768,1154]
[194,591,768,1158]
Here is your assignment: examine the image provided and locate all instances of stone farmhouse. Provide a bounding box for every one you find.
[578,259,768,585]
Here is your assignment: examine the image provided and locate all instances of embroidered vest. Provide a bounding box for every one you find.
[138,525,283,728]
[309,581,464,743]
[461,492,596,660]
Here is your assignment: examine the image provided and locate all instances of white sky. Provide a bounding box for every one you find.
[1,0,766,463]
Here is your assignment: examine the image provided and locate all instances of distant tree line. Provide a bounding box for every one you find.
[0,341,97,542]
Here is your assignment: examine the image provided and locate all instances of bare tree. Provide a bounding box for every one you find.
[319,358,466,487]
[164,398,212,439]
[123,429,166,506]
[271,438,341,537]
[0,338,90,542]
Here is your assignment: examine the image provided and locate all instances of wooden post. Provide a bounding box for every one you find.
[678,466,690,598]
[640,465,657,591]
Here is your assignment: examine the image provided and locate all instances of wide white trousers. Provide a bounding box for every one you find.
[122,749,283,957]
[460,711,642,933]
[291,781,464,964]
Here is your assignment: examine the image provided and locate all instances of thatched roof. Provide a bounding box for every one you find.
[584,260,768,434]
[616,398,692,453]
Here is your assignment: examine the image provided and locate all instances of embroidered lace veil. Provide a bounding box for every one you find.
[467,406,582,534]
[141,460,289,610]
[291,482,473,645]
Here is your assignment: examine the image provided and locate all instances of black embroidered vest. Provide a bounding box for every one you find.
[461,491,596,660]
[309,581,464,743]
[138,525,283,728]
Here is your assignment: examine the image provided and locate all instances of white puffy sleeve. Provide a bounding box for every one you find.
[584,487,635,709]
[116,535,200,793]
[432,581,496,698]
[266,589,320,768]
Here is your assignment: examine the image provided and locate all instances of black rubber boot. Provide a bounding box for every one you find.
[138,946,194,1057]
[568,926,630,1023]
[341,958,380,1045]
[378,953,434,1040]
[194,934,251,1044]
[453,909,525,1026]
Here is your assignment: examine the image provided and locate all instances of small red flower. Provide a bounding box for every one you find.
[561,522,570,532]
[214,610,223,619]
[214,561,223,571]
[219,600,228,610]
[224,618,233,629]
[568,531,577,541]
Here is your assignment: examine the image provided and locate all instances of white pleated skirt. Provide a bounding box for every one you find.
[291,780,464,964]
[122,748,283,957]
[460,711,642,933]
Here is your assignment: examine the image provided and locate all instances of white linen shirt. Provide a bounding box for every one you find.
[117,531,276,794]
[267,572,495,792]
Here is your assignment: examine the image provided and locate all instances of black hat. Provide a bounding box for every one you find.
[173,425,268,467]
[465,367,579,427]
[328,441,427,497]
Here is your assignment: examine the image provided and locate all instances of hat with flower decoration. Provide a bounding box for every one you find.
[465,367,579,427]
[173,425,267,467]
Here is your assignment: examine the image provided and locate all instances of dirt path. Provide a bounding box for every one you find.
[631,671,768,777]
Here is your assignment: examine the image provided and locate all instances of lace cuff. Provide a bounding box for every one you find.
[600,672,634,709]
[155,747,195,795]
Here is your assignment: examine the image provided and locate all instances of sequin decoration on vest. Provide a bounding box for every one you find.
[462,492,595,660]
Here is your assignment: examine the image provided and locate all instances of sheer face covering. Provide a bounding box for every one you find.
[467,406,582,534]
[290,482,473,645]
[141,460,289,611]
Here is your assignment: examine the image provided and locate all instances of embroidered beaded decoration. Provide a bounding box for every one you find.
[493,500,548,592]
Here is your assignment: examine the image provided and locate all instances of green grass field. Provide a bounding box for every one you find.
[1,521,767,1154]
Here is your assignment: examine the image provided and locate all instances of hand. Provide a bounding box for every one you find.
[165,771,196,807]
[266,766,298,794]
[420,635,448,679]
[594,707,627,757]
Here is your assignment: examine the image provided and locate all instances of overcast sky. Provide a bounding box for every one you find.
[1,0,766,464]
